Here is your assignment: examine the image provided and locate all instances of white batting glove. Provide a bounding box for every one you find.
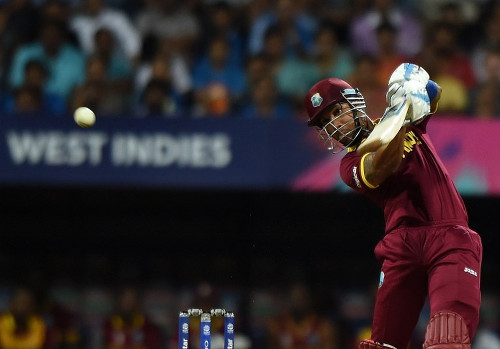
[386,81,430,124]
[385,82,406,107]
[404,79,431,124]
[388,63,430,87]
[386,62,434,124]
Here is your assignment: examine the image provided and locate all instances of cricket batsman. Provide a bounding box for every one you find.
[304,63,482,349]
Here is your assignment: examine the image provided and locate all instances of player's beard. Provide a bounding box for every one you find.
[352,111,373,145]
[342,111,370,147]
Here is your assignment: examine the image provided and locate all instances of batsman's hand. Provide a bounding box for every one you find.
[388,63,430,87]
[385,82,406,107]
[404,79,431,124]
[405,79,442,122]
[386,80,441,125]
[386,80,430,124]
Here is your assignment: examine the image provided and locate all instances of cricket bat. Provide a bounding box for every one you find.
[357,97,411,154]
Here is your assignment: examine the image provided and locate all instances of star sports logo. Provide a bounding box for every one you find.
[311,93,323,107]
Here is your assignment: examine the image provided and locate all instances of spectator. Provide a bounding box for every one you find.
[309,23,354,82]
[135,0,200,61]
[435,1,481,52]
[70,0,141,62]
[2,59,66,115]
[244,53,272,90]
[192,35,246,117]
[244,0,272,26]
[0,0,40,87]
[374,20,408,87]
[39,0,71,24]
[417,22,472,114]
[136,79,183,118]
[9,19,85,102]
[0,287,50,349]
[93,27,133,95]
[468,48,500,118]
[135,48,192,109]
[239,75,292,119]
[349,0,422,57]
[198,1,245,66]
[102,287,162,349]
[469,86,498,119]
[347,55,387,118]
[70,55,127,116]
[421,0,481,39]
[247,0,318,57]
[472,3,500,84]
[307,0,359,46]
[38,0,79,59]
[260,26,315,110]
[266,282,339,349]
[12,85,44,116]
[426,22,476,89]
[0,0,39,47]
[46,284,84,349]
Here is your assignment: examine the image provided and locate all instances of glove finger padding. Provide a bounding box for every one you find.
[388,63,430,87]
[386,83,406,107]
[404,79,430,124]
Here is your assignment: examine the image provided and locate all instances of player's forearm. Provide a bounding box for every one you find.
[363,127,406,186]
[373,126,406,172]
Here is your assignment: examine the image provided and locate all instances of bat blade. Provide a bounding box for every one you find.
[357,97,410,154]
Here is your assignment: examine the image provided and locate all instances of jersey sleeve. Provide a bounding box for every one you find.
[340,151,378,193]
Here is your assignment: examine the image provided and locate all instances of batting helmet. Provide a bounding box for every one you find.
[304,78,373,153]
[305,78,363,126]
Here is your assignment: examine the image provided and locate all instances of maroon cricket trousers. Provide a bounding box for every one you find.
[370,223,482,349]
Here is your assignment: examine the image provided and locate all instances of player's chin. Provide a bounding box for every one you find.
[360,117,373,130]
[360,127,372,140]
[339,135,356,148]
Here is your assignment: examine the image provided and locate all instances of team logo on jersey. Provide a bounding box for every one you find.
[379,271,385,288]
[402,130,421,158]
[311,93,323,107]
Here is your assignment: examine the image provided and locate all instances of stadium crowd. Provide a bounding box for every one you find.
[0,276,498,349]
[2,0,500,119]
[1,1,500,349]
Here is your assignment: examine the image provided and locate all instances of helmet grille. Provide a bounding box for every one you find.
[341,88,366,110]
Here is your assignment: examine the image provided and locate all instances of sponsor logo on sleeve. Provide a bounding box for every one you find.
[352,166,362,188]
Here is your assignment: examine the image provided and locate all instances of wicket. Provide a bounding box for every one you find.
[178,308,235,349]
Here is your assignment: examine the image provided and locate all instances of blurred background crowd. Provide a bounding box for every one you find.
[1,0,500,349]
[2,0,500,119]
[0,273,498,349]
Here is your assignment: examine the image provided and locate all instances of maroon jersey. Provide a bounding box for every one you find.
[340,116,468,233]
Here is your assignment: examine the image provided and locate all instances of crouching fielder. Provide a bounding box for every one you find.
[304,63,482,349]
